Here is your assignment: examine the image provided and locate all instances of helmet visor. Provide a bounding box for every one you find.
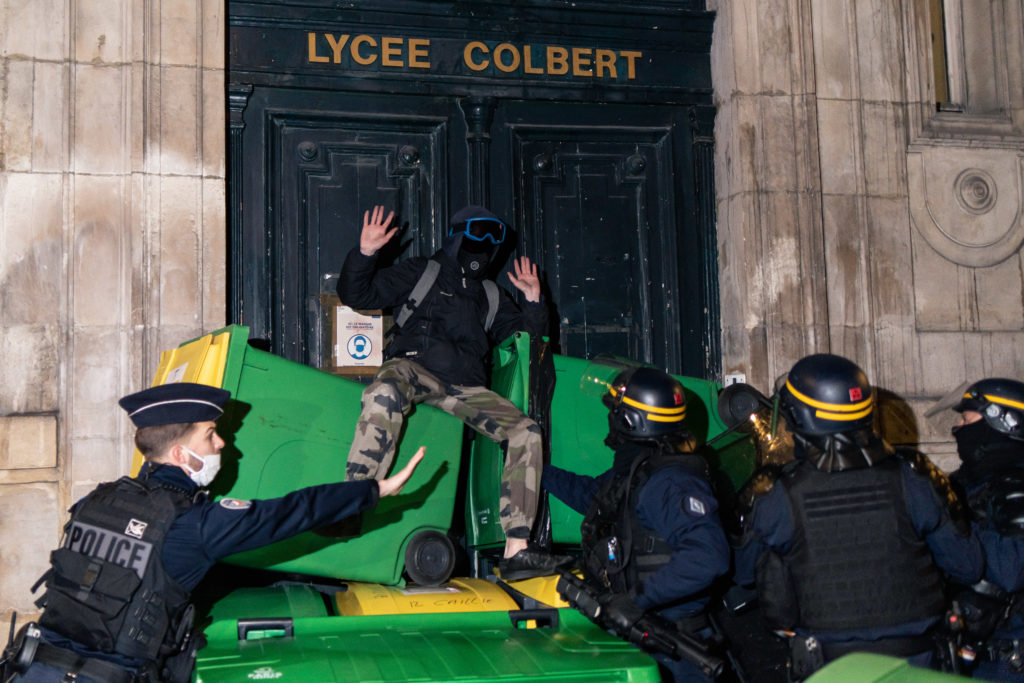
[925,381,972,418]
[579,355,644,399]
[450,217,506,244]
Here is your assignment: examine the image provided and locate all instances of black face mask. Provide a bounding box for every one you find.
[953,419,1006,465]
[457,248,490,279]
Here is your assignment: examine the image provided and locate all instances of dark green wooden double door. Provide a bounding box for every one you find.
[232,89,717,377]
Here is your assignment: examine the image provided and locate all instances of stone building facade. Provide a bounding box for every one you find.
[0,0,226,621]
[712,0,1024,457]
[1,0,1022,624]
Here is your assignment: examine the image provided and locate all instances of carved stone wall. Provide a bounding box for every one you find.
[711,0,1024,471]
[0,0,226,624]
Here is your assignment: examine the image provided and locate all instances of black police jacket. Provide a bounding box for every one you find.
[37,476,194,663]
[31,463,384,676]
[338,235,546,387]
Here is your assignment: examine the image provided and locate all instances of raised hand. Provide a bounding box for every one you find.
[359,205,397,256]
[377,446,425,497]
[508,256,541,303]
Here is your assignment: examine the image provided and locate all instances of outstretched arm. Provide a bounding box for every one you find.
[195,448,426,568]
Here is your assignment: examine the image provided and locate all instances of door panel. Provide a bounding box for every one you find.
[236,92,712,377]
[490,102,696,374]
[240,90,462,365]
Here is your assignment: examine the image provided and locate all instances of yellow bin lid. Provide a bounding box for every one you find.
[335,578,519,616]
[130,329,233,475]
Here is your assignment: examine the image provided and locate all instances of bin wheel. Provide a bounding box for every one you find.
[404,530,456,586]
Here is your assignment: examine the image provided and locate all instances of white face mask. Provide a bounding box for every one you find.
[181,445,221,488]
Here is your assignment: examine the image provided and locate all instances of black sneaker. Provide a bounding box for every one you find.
[498,545,573,581]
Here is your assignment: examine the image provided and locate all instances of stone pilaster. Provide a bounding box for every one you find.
[0,0,226,623]
[710,0,830,391]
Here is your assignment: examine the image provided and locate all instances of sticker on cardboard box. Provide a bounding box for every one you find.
[334,306,383,367]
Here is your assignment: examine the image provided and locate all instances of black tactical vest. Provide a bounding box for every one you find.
[37,476,194,661]
[774,458,947,632]
[581,451,702,595]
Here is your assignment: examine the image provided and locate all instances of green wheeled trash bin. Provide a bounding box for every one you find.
[136,324,464,586]
[466,332,755,552]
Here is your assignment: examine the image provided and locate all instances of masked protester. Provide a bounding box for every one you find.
[4,382,423,683]
[946,378,1024,681]
[339,204,570,579]
[542,366,730,682]
[732,353,983,680]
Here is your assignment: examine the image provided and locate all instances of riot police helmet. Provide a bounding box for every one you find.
[779,353,875,437]
[953,378,1024,442]
[603,366,689,441]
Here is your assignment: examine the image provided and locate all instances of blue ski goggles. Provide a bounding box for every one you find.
[449,217,507,245]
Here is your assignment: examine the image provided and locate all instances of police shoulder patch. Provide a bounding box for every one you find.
[685,496,707,517]
[219,498,252,510]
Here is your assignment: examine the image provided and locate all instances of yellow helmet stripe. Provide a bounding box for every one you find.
[786,379,873,413]
[620,394,686,416]
[814,406,874,422]
[967,392,1024,412]
[648,412,687,423]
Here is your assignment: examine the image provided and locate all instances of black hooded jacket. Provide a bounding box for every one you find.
[338,222,547,387]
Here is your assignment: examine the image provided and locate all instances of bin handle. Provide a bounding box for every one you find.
[237,618,294,641]
[509,608,559,630]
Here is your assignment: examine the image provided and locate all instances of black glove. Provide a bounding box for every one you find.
[598,593,645,634]
[955,588,1006,644]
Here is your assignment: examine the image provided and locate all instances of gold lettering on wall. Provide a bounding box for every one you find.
[408,38,431,68]
[307,33,642,80]
[464,41,488,72]
[351,35,377,65]
[325,33,350,62]
[620,51,642,79]
[306,33,433,69]
[308,33,329,63]
[546,46,569,75]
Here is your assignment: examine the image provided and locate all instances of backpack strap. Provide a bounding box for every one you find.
[394,258,441,328]
[393,258,500,332]
[482,280,499,332]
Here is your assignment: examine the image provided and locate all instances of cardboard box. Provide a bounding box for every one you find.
[322,296,387,377]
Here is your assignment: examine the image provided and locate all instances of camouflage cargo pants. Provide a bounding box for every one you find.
[346,358,541,539]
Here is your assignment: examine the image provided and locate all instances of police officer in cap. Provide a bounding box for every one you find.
[942,378,1024,680]
[543,366,731,682]
[5,382,423,682]
[733,353,983,679]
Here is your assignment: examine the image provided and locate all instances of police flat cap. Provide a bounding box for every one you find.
[119,382,231,428]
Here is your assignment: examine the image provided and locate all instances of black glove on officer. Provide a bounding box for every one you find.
[598,593,646,633]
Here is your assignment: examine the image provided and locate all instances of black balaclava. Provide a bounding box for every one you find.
[457,238,491,279]
[448,205,501,280]
[953,418,1018,466]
